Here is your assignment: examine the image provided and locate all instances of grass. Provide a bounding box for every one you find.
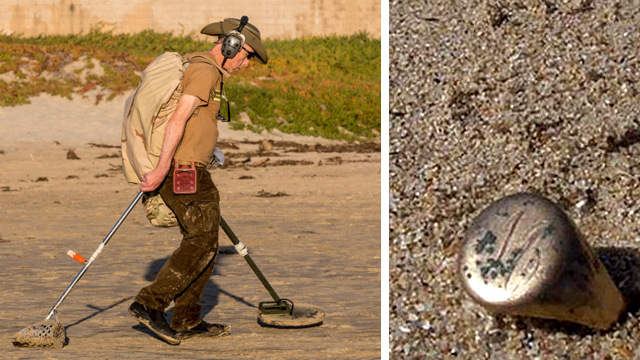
[0,24,381,141]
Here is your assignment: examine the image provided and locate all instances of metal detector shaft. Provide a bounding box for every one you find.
[45,191,143,320]
[219,216,281,303]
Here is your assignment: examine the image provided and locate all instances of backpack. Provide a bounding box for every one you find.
[121,52,219,227]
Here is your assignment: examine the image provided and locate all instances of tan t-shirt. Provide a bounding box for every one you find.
[174,52,229,165]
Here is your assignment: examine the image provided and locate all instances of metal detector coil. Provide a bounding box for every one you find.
[220,216,325,327]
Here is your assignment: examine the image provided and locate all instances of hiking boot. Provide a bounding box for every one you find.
[128,301,180,345]
[176,320,231,340]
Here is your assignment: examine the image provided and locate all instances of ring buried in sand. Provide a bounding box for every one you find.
[458,192,624,330]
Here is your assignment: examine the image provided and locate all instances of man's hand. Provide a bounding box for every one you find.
[140,167,169,192]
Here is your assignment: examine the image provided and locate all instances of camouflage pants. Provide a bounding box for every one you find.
[135,165,220,331]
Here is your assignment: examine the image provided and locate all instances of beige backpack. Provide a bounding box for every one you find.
[121,52,218,227]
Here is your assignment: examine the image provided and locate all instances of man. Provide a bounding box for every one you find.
[127,18,268,345]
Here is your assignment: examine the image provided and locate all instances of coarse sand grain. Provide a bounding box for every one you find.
[391,0,640,359]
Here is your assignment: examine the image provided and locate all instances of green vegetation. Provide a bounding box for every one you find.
[0,24,381,140]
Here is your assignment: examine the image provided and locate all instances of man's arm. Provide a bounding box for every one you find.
[139,94,200,192]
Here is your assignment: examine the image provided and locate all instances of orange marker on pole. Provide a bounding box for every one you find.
[67,250,87,265]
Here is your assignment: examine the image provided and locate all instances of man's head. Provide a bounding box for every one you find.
[202,17,268,73]
[214,40,256,74]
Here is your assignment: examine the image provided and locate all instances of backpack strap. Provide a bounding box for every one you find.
[183,54,228,78]
[182,53,230,121]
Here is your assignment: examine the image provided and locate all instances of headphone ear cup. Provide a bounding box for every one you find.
[221,31,245,59]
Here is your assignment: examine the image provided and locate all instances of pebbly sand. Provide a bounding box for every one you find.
[0,92,381,359]
[391,0,640,359]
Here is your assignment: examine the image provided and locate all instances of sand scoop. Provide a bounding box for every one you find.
[12,192,144,349]
[220,217,325,328]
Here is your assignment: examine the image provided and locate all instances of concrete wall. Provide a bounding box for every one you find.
[0,0,381,39]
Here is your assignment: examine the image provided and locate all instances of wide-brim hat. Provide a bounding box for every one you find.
[201,18,268,64]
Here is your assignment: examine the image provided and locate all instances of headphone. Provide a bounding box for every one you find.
[221,16,249,61]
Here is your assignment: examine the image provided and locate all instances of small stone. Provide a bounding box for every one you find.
[259,139,273,152]
[67,149,80,160]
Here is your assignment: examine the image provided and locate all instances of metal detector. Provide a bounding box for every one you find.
[220,216,325,328]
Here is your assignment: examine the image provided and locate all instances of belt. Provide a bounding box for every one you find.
[176,160,206,168]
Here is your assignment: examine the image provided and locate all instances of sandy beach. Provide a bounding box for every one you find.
[0,92,381,359]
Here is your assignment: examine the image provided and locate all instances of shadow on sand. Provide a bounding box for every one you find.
[67,245,256,337]
[142,245,258,323]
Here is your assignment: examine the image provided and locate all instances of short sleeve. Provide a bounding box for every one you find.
[181,62,217,106]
